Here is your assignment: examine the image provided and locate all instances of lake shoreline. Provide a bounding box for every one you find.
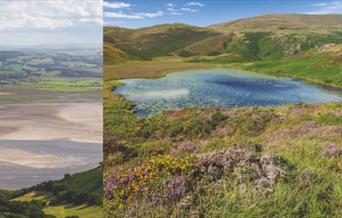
[105,60,342,90]
[109,68,341,117]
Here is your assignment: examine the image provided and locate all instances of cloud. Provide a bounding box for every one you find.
[103,1,130,9]
[185,2,205,7]
[166,2,182,15]
[167,3,175,8]
[170,12,182,16]
[167,5,178,12]
[135,11,164,18]
[305,1,342,14]
[0,0,102,31]
[104,11,163,19]
[104,12,142,19]
[181,7,198,12]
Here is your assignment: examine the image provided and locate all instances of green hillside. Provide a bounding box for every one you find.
[104,13,342,217]
[32,167,103,205]
[104,23,219,59]
[104,43,130,65]
[104,14,342,87]
[104,14,342,60]
[1,167,103,218]
[210,14,342,33]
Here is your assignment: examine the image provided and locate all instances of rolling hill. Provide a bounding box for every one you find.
[103,23,219,62]
[210,14,342,33]
[104,14,342,87]
[1,167,103,218]
[104,14,342,61]
[103,13,342,217]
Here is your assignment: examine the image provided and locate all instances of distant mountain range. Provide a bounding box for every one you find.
[104,14,342,64]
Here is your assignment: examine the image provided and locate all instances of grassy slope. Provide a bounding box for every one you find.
[13,191,103,218]
[104,43,130,65]
[104,58,216,80]
[210,14,342,32]
[14,191,102,218]
[103,14,342,217]
[103,78,342,217]
[243,52,342,87]
[104,23,219,59]
[12,167,103,218]
[105,14,342,87]
[44,204,103,218]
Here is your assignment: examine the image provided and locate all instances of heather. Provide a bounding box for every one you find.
[104,80,342,217]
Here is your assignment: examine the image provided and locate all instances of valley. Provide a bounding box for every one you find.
[103,14,342,217]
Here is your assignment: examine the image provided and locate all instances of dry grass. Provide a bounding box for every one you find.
[104,59,216,80]
[210,14,342,33]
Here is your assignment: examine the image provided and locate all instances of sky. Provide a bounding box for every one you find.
[104,0,342,28]
[0,0,102,48]
[1,0,341,48]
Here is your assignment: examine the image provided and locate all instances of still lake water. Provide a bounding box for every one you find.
[116,68,342,115]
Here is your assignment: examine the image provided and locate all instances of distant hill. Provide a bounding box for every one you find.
[210,14,342,33]
[104,23,219,60]
[104,14,342,63]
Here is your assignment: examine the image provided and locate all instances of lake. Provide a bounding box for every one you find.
[116,68,342,115]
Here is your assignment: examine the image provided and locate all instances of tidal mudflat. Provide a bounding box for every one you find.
[116,68,342,115]
[0,102,102,189]
[0,140,101,190]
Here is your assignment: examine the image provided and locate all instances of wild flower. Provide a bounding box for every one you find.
[165,175,189,201]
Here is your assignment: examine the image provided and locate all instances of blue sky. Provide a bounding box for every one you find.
[104,0,342,28]
[0,0,102,48]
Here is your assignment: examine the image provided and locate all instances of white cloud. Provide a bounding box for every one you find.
[104,11,163,19]
[0,0,102,31]
[167,2,179,13]
[305,1,342,14]
[170,12,182,15]
[167,3,175,7]
[181,7,198,12]
[135,11,164,18]
[104,12,143,19]
[165,2,203,15]
[185,2,204,7]
[103,1,131,9]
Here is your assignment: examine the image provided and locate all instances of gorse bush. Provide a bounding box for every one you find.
[104,80,342,217]
[104,148,295,217]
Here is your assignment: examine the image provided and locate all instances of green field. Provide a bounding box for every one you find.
[26,78,102,92]
[44,204,103,218]
[2,168,103,218]
[0,50,102,104]
[13,191,53,202]
[11,191,103,218]
[242,52,342,87]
